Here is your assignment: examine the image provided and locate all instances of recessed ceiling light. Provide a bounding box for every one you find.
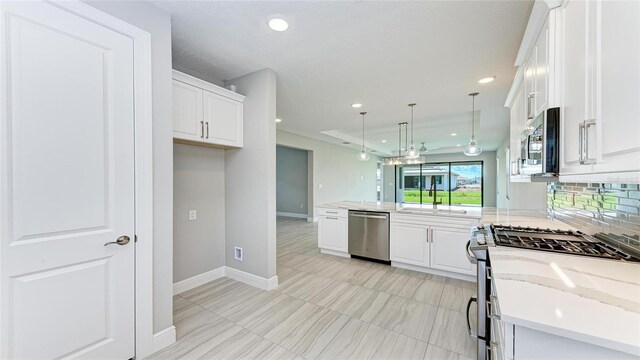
[268,18,289,32]
[478,76,496,84]
[451,133,457,136]
[381,139,387,143]
[275,118,282,123]
[456,144,462,147]
[351,103,363,108]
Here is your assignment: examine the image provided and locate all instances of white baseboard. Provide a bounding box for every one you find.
[307,217,318,222]
[276,211,307,219]
[320,248,351,258]
[152,325,176,353]
[391,261,476,282]
[225,266,279,290]
[173,267,225,295]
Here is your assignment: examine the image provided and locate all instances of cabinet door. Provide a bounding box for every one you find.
[318,216,347,252]
[534,22,548,116]
[172,80,203,142]
[390,223,429,267]
[203,90,243,147]
[591,0,640,179]
[430,227,475,275]
[510,85,524,178]
[560,0,592,176]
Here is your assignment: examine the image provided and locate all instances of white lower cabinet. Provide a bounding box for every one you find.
[430,226,475,276]
[390,223,429,267]
[390,215,478,277]
[318,215,348,253]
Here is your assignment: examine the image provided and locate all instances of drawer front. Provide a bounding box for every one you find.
[318,208,347,218]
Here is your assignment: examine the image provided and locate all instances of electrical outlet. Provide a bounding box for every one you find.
[188,210,197,221]
[234,246,243,261]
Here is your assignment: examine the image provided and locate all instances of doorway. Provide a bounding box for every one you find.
[276,145,313,221]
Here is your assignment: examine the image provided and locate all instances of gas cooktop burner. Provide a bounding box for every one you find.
[489,225,639,262]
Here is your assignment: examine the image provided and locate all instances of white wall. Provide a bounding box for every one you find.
[276,130,380,218]
[276,146,309,216]
[224,69,277,280]
[83,0,173,334]
[173,144,226,283]
[496,137,547,210]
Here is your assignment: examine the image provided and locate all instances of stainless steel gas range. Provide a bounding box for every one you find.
[465,224,639,360]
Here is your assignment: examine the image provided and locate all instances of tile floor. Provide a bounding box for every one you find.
[151,217,477,360]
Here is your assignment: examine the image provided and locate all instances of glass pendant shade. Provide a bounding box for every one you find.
[419,142,428,153]
[358,148,371,161]
[464,92,482,157]
[406,145,420,159]
[463,139,483,156]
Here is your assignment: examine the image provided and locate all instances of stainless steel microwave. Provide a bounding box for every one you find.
[519,107,560,180]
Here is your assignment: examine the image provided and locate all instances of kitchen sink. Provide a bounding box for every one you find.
[397,208,467,215]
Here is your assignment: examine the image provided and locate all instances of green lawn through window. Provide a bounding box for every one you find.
[403,189,482,205]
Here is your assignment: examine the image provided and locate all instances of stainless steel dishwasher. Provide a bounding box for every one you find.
[348,210,390,262]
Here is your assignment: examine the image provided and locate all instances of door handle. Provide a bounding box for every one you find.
[200,121,205,139]
[206,121,209,139]
[104,235,130,246]
[466,296,478,338]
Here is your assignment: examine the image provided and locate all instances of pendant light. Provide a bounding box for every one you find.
[357,111,370,161]
[464,92,483,156]
[383,122,426,165]
[405,103,420,159]
[419,142,427,153]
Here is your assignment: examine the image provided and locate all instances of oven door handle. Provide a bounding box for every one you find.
[466,296,478,339]
[465,240,476,264]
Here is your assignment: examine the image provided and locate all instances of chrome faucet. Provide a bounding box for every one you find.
[428,176,442,207]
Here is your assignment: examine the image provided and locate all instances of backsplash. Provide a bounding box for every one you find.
[547,183,640,254]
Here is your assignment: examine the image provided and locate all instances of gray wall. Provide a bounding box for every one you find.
[84,0,173,334]
[276,146,308,216]
[225,69,278,279]
[173,144,226,283]
[496,138,547,210]
[276,130,380,218]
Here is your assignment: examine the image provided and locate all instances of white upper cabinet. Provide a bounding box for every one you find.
[559,0,640,182]
[173,80,204,142]
[203,90,243,147]
[534,23,548,116]
[172,70,245,148]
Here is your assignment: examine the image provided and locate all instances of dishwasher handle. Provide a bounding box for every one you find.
[349,213,388,220]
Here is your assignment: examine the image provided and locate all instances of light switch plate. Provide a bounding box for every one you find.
[188,210,197,221]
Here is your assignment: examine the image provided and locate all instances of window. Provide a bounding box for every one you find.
[395,161,483,207]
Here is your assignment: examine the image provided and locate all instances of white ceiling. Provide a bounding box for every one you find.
[154,0,533,156]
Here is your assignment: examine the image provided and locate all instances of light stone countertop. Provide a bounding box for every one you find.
[489,246,640,357]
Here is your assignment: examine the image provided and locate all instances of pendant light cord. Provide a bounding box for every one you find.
[468,92,479,141]
[409,103,416,145]
[360,112,367,151]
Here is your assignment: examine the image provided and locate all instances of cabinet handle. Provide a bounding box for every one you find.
[527,93,535,120]
[326,216,339,220]
[583,119,596,165]
[578,121,585,164]
[205,122,209,139]
[200,121,204,139]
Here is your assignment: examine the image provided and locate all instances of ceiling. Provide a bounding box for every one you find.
[154,1,533,156]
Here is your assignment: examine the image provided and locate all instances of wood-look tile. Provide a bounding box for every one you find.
[173,295,205,323]
[151,309,243,360]
[158,218,479,360]
[439,283,476,312]
[428,308,477,358]
[234,293,306,336]
[264,302,350,358]
[413,277,446,306]
[369,294,438,342]
[424,344,474,360]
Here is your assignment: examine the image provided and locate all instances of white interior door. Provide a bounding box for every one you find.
[0,2,136,359]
